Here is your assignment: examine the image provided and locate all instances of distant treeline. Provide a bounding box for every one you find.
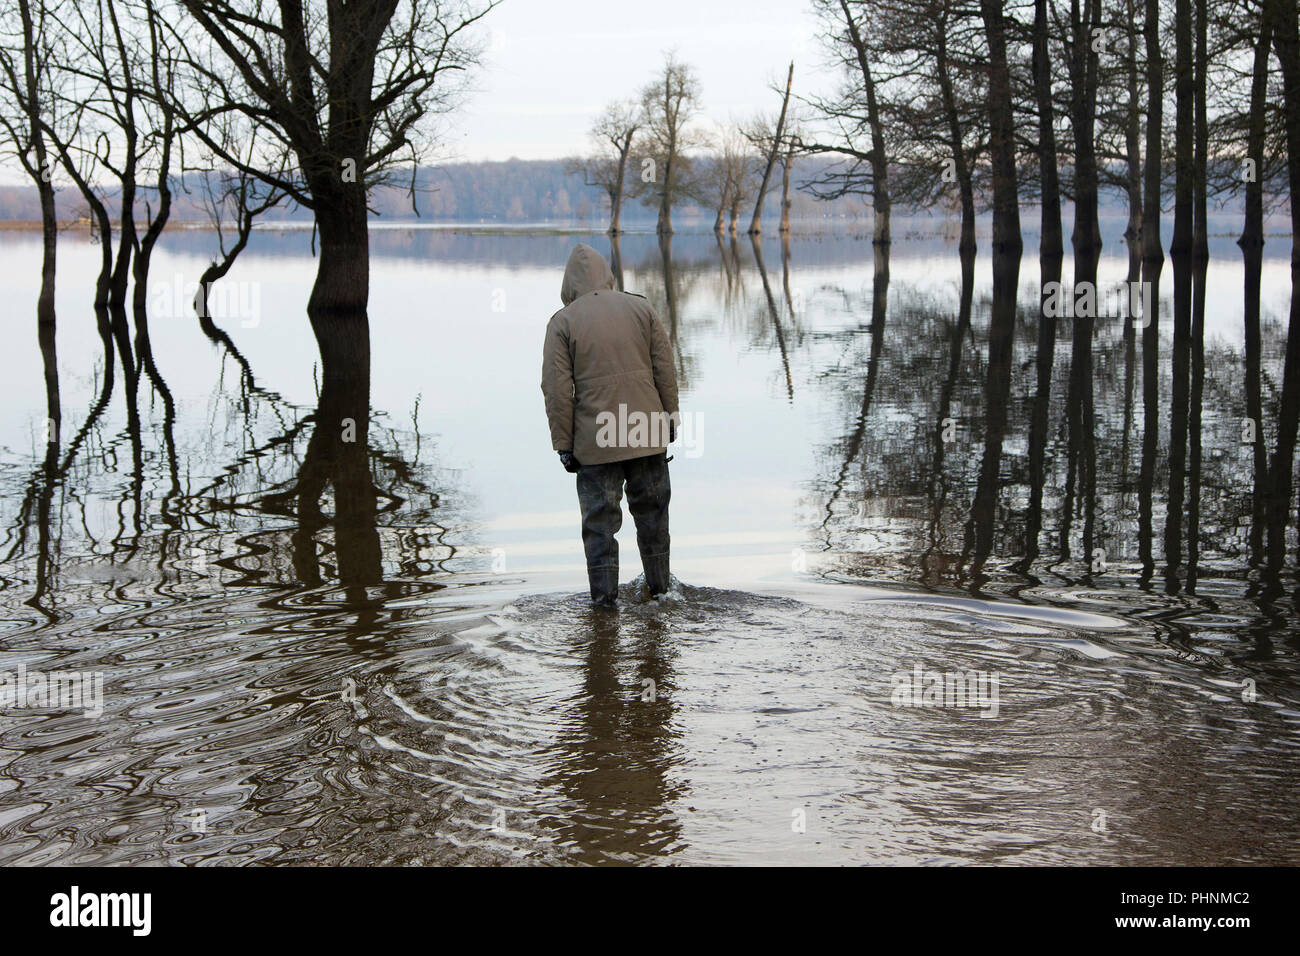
[0,156,860,225]
[0,156,1268,228]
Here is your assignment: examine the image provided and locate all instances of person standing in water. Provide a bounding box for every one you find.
[541,243,679,607]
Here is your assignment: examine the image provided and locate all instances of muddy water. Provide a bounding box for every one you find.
[0,226,1297,864]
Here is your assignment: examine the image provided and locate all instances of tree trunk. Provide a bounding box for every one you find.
[836,9,890,246]
[1165,0,1194,580]
[658,143,675,236]
[1187,0,1209,584]
[1065,0,1103,565]
[750,60,794,236]
[1141,0,1165,271]
[1123,0,1142,283]
[609,130,632,235]
[1024,0,1063,566]
[1240,11,1271,562]
[1033,0,1063,263]
[1069,0,1103,267]
[1138,0,1164,575]
[609,233,624,291]
[968,245,1022,572]
[980,0,1021,253]
[110,129,137,312]
[35,156,58,441]
[1263,0,1300,571]
[938,5,975,255]
[307,182,371,329]
[779,146,793,234]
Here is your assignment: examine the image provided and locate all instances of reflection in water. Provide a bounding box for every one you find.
[752,234,795,401]
[292,314,382,591]
[541,608,684,862]
[964,244,1020,579]
[0,227,1298,865]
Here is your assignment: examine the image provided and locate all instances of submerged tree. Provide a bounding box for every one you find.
[0,0,63,439]
[571,99,641,235]
[173,0,497,327]
[749,61,794,236]
[874,0,987,253]
[637,52,703,236]
[803,0,893,245]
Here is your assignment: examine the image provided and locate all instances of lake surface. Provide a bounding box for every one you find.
[0,223,1297,864]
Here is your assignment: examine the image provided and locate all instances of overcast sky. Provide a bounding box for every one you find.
[443,0,841,162]
[0,0,842,185]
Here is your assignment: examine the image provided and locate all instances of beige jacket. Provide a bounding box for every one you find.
[541,244,679,465]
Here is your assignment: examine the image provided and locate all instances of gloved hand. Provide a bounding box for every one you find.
[558,450,581,473]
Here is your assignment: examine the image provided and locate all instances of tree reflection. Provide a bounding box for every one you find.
[963,242,1020,580]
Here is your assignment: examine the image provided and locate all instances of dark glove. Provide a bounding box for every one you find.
[558,450,581,473]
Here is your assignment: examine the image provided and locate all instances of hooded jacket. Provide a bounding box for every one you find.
[541,243,679,466]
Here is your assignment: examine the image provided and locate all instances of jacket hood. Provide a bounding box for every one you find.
[560,243,617,305]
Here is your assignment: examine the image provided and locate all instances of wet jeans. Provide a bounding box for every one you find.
[576,452,671,604]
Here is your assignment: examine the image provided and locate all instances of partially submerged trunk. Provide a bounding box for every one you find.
[1165,0,1195,579]
[1066,0,1103,563]
[1187,0,1209,582]
[837,8,890,245]
[1263,0,1300,571]
[34,145,58,441]
[608,128,634,235]
[779,145,794,235]
[306,178,371,338]
[968,245,1022,572]
[1239,11,1271,562]
[750,61,794,236]
[1138,0,1164,574]
[657,145,675,236]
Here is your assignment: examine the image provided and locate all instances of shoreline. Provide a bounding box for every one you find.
[0,216,1292,242]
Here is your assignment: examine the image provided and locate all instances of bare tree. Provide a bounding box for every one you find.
[749,60,793,235]
[871,0,986,253]
[130,1,184,324]
[570,99,640,235]
[703,125,757,236]
[638,52,702,236]
[172,0,497,326]
[802,0,892,246]
[0,0,63,438]
[31,0,181,388]
[185,109,286,334]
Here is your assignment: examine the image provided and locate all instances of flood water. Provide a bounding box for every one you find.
[1,223,1298,865]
